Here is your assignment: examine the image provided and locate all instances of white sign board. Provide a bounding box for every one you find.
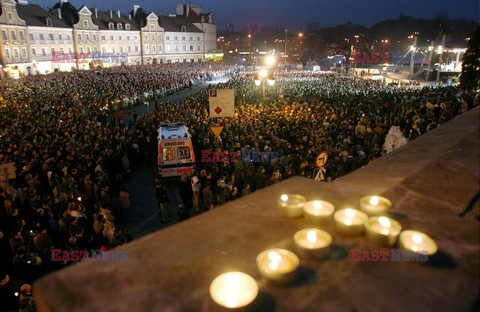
[209,89,235,118]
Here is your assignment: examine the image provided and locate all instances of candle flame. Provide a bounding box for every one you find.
[345,208,356,218]
[280,194,288,202]
[313,201,322,209]
[412,233,423,244]
[370,196,380,206]
[224,273,239,308]
[268,251,282,270]
[307,230,317,243]
[378,217,391,228]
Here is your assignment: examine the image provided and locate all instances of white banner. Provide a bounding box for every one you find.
[209,89,235,118]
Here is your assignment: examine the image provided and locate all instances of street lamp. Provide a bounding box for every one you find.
[254,70,275,100]
[265,55,276,67]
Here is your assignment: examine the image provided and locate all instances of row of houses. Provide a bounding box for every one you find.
[0,0,218,76]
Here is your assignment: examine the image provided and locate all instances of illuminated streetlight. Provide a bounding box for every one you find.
[298,32,303,37]
[259,69,267,79]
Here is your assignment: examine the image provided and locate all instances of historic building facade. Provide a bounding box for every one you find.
[0,0,217,76]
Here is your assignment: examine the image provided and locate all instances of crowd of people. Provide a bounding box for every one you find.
[0,63,240,311]
[0,62,478,311]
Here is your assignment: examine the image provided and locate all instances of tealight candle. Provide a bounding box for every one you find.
[256,249,299,284]
[294,228,332,259]
[365,216,401,246]
[303,200,335,224]
[334,208,368,235]
[359,195,392,216]
[277,194,307,218]
[209,272,259,309]
[398,230,438,256]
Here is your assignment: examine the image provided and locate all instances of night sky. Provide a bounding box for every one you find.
[34,0,479,30]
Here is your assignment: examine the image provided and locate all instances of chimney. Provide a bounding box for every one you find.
[185,4,190,17]
[94,8,98,18]
[133,5,140,17]
[128,14,131,20]
[117,10,121,18]
[18,0,28,5]
[60,0,68,3]
[57,7,62,19]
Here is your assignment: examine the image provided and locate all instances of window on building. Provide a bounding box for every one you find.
[166,36,170,40]
[150,24,155,30]
[128,46,131,53]
[83,20,88,28]
[125,24,130,30]
[158,45,162,52]
[182,36,185,41]
[29,33,33,41]
[86,34,90,41]
[119,36,122,41]
[68,47,72,53]
[182,45,186,51]
[4,49,10,58]
[19,31,24,40]
[22,48,27,58]
[87,47,91,53]
[101,35,106,41]
[8,13,13,22]
[14,49,19,58]
[110,35,114,41]
[158,34,162,41]
[144,35,148,41]
[174,36,178,41]
[109,23,114,30]
[181,26,186,32]
[152,45,155,52]
[190,36,193,41]
[145,45,149,52]
[77,34,82,41]
[60,47,64,53]
[49,34,54,40]
[39,34,44,40]
[151,34,155,41]
[175,45,178,51]
[183,58,186,63]
[190,59,194,63]
[197,36,200,41]
[2,31,7,41]
[93,34,97,41]
[197,45,201,51]
[190,45,193,51]
[79,47,83,54]
[58,34,62,40]
[126,36,130,41]
[67,35,71,40]
[46,18,53,27]
[31,48,36,56]
[11,31,16,41]
[118,23,122,30]
[166,45,170,51]
[135,46,138,52]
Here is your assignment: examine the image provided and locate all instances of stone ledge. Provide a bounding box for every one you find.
[33,107,480,312]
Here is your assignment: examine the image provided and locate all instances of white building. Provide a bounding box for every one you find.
[0,0,217,76]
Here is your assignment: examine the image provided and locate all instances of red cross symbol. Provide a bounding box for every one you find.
[214,107,222,115]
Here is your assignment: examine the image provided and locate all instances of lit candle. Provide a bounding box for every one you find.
[334,208,367,235]
[277,194,307,218]
[256,249,299,284]
[303,200,335,224]
[398,230,438,256]
[209,272,259,309]
[294,228,332,259]
[365,216,401,246]
[359,195,391,216]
